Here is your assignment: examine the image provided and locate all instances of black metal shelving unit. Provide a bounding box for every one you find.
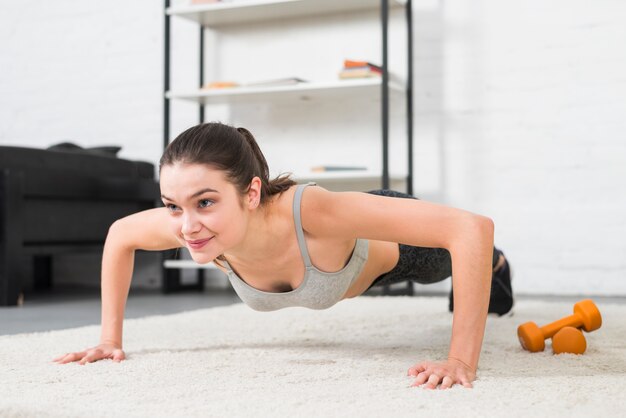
[162,0,414,295]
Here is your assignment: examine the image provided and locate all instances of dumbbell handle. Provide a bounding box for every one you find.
[541,314,583,339]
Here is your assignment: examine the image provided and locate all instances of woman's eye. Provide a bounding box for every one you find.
[166,204,179,212]
[199,199,214,208]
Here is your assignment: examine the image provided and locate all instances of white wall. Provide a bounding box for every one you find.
[0,0,164,163]
[0,0,165,290]
[438,0,626,296]
[0,0,624,296]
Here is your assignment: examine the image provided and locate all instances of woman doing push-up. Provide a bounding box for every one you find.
[53,122,513,390]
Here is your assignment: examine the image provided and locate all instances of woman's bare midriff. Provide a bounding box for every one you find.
[341,239,400,298]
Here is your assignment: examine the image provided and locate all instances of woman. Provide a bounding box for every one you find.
[53,122,513,390]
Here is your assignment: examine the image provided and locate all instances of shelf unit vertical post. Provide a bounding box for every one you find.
[199,27,205,124]
[381,0,415,297]
[406,0,414,196]
[380,0,390,191]
[196,29,207,290]
[404,0,414,296]
[163,0,171,150]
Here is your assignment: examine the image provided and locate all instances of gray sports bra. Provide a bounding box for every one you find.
[221,183,369,312]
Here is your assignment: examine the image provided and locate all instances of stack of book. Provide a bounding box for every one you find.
[339,60,382,79]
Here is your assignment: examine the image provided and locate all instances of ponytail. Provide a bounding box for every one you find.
[236,127,296,202]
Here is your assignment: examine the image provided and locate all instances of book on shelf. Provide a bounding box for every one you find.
[339,68,381,79]
[203,81,240,89]
[339,59,382,79]
[202,77,307,90]
[311,165,368,172]
[343,60,382,71]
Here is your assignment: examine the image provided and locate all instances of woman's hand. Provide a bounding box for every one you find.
[52,342,125,365]
[407,357,476,389]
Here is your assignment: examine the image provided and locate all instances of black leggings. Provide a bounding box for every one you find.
[365,189,502,290]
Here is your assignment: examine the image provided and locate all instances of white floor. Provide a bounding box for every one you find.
[1,284,624,336]
[3,296,625,418]
[0,285,240,335]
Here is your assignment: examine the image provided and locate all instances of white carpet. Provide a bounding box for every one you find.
[1,296,625,418]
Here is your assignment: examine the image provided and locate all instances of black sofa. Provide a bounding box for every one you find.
[0,145,159,306]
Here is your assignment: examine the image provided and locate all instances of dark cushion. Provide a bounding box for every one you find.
[0,145,154,179]
[0,145,158,244]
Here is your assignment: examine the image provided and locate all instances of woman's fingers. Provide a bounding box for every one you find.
[52,353,68,362]
[424,374,441,389]
[411,373,455,390]
[78,349,103,365]
[112,349,126,362]
[409,367,462,389]
[407,367,422,377]
[439,376,454,390]
[407,362,427,376]
[54,351,87,364]
[409,359,476,389]
[410,372,431,387]
[53,344,125,365]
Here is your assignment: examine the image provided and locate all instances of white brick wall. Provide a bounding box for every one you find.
[1,0,624,295]
[0,0,163,165]
[438,0,626,296]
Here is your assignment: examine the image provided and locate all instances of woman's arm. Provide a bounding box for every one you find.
[100,208,182,348]
[54,208,181,365]
[302,187,494,388]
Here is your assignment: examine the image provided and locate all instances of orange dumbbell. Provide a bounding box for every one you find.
[552,326,587,355]
[517,299,602,352]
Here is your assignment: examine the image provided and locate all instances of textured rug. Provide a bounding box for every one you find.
[1,296,625,418]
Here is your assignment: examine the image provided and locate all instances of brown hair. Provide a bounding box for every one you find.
[159,122,295,204]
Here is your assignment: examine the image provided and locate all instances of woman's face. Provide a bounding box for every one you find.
[159,162,253,264]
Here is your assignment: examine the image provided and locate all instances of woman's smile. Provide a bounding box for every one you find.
[185,237,213,250]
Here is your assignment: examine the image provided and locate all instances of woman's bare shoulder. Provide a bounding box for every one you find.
[297,185,350,235]
[299,185,485,248]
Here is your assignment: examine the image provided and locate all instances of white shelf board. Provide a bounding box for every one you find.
[164,259,220,269]
[168,0,406,27]
[293,170,405,183]
[166,78,404,105]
